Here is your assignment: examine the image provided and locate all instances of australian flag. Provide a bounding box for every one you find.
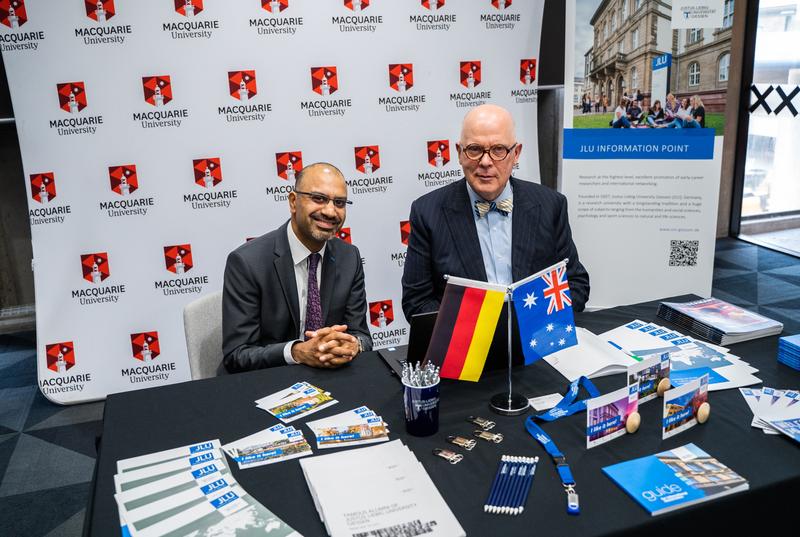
[511,261,578,365]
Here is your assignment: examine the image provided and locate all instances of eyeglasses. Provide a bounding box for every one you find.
[294,190,352,209]
[461,143,518,161]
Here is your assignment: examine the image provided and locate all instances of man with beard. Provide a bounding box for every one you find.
[222,162,371,372]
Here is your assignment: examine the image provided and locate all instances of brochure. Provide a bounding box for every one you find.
[627,353,670,403]
[544,327,639,381]
[255,382,338,423]
[662,375,708,439]
[586,383,639,449]
[222,425,312,469]
[603,443,749,516]
[117,439,221,473]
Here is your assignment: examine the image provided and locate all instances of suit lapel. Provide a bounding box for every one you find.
[274,223,300,334]
[510,178,541,281]
[443,180,487,281]
[320,242,336,323]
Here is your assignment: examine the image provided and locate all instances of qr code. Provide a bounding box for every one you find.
[353,519,437,537]
[669,240,699,267]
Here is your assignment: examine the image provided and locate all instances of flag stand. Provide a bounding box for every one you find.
[489,291,529,416]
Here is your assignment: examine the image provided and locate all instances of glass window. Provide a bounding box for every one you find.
[689,28,703,43]
[688,62,700,86]
[619,38,625,54]
[632,28,639,49]
[631,67,638,89]
[719,53,730,82]
[635,0,642,10]
[604,22,608,39]
[612,12,617,32]
[723,0,735,29]
[622,0,628,20]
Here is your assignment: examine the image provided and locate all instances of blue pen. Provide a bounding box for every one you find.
[518,456,539,514]
[483,458,506,512]
[493,458,516,514]
[509,459,529,515]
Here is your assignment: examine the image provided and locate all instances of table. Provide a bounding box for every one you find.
[86,295,800,536]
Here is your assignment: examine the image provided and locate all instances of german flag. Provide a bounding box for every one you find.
[424,277,506,381]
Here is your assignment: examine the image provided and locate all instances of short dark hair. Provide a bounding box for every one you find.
[295,162,345,191]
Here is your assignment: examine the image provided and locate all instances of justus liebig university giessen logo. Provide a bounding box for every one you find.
[228,70,257,101]
[0,0,27,29]
[388,64,413,92]
[131,331,160,362]
[370,300,394,328]
[400,220,410,245]
[337,227,351,244]
[109,164,138,196]
[86,0,115,22]
[81,252,110,284]
[30,172,56,203]
[193,158,222,188]
[164,244,193,274]
[460,61,481,89]
[262,0,289,13]
[492,0,512,8]
[354,145,380,174]
[57,82,87,114]
[142,75,172,107]
[175,0,203,17]
[276,151,302,180]
[427,140,450,168]
[344,0,369,11]
[46,341,75,373]
[422,0,445,9]
[311,66,338,96]
[520,59,536,85]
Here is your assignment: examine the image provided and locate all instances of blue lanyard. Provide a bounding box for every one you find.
[534,376,600,422]
[525,417,579,515]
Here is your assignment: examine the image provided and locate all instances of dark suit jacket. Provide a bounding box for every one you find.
[402,177,590,318]
[222,221,372,373]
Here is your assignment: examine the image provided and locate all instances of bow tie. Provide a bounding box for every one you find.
[474,198,513,218]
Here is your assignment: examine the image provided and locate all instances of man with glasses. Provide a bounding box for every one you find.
[222,162,371,373]
[402,104,590,318]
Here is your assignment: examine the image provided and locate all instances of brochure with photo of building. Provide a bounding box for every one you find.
[586,383,639,449]
[662,374,708,439]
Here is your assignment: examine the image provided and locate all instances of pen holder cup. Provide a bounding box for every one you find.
[403,378,440,437]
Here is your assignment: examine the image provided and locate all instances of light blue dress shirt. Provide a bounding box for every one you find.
[466,181,513,285]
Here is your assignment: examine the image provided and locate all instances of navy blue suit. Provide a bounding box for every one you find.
[401,177,589,319]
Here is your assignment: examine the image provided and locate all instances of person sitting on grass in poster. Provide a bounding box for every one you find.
[626,99,643,125]
[683,96,706,128]
[646,100,666,127]
[612,98,631,128]
[664,93,680,121]
[660,98,692,128]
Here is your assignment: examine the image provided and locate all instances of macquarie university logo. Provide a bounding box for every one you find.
[355,146,380,174]
[46,342,75,373]
[262,0,289,12]
[86,0,115,22]
[131,332,160,362]
[175,0,203,17]
[344,0,369,10]
[492,0,512,8]
[460,61,481,89]
[193,158,222,188]
[81,252,110,284]
[143,76,172,107]
[228,70,257,101]
[389,64,412,92]
[427,140,450,168]
[400,220,410,245]
[109,165,138,196]
[30,172,56,203]
[164,244,193,274]
[0,0,26,29]
[311,66,337,96]
[369,300,394,328]
[422,0,445,8]
[520,59,536,85]
[57,82,87,113]
[337,227,351,244]
[276,151,302,180]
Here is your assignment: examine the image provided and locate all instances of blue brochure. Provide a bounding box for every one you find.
[603,443,748,516]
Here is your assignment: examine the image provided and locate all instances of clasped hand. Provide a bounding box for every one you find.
[291,324,360,368]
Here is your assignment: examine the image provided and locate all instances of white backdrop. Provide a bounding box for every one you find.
[2,0,545,404]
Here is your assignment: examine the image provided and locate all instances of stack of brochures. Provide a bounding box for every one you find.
[657,297,783,345]
[300,440,465,537]
[739,387,800,443]
[778,334,800,371]
[255,381,338,423]
[545,321,761,391]
[603,443,749,516]
[113,439,300,537]
[222,424,313,469]
[305,406,390,449]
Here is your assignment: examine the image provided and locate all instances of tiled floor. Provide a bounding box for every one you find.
[0,238,797,536]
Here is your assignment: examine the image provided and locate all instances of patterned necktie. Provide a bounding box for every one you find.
[474,198,513,218]
[304,252,323,337]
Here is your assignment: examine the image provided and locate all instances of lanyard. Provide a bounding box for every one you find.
[534,376,600,422]
[524,417,579,515]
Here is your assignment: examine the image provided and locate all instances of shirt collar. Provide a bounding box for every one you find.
[465,179,513,206]
[287,224,326,267]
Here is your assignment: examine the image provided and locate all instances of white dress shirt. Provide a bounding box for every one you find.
[283,225,326,364]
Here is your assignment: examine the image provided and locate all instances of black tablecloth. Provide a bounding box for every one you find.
[87,295,800,536]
